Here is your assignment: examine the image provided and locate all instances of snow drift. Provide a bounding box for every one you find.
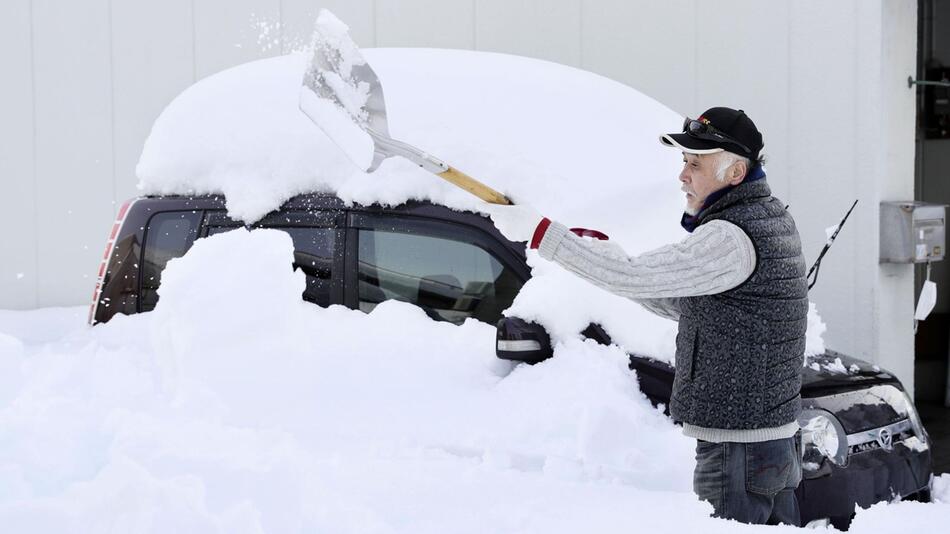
[0,230,947,532]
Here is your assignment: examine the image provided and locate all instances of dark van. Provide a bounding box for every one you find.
[91,194,934,529]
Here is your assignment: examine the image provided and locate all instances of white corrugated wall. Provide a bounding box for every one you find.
[0,0,918,392]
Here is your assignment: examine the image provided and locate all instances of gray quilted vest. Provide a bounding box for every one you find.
[669,179,808,430]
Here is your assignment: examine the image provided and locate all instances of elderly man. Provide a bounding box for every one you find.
[484,107,808,526]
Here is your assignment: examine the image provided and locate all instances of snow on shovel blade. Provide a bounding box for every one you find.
[300,9,388,172]
[299,10,510,205]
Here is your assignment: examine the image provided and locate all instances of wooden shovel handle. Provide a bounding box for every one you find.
[437,166,511,205]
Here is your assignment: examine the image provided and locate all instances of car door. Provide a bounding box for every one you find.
[203,209,345,308]
[346,210,527,326]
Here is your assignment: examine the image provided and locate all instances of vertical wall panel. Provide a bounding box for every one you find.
[476,0,581,66]
[936,0,950,60]
[376,0,474,48]
[0,0,37,309]
[281,0,376,53]
[852,0,886,373]
[111,0,195,204]
[194,0,281,79]
[695,1,789,201]
[32,0,115,307]
[863,0,917,393]
[788,0,860,358]
[921,2,950,318]
[838,0,884,368]
[581,0,696,115]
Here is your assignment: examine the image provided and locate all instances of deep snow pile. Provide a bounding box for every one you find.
[136,48,827,362]
[0,231,695,531]
[1,230,948,533]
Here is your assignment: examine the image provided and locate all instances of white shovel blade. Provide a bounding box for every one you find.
[299,9,376,171]
[299,84,375,171]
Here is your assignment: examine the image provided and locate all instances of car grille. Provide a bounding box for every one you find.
[846,418,913,454]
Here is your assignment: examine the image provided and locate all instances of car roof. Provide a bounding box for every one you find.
[139,193,527,258]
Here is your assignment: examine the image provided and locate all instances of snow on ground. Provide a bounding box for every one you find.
[935,474,950,503]
[0,230,707,532]
[1,230,948,532]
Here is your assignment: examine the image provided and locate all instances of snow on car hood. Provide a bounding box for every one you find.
[137,48,826,360]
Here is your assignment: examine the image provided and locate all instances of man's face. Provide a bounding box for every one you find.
[679,152,727,215]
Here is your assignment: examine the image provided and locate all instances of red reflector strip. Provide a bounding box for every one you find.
[88,284,101,324]
[89,198,138,325]
[116,201,131,221]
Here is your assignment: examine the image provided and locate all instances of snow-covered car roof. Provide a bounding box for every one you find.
[138,48,682,240]
[137,48,825,360]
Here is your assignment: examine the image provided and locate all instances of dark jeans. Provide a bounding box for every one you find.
[693,432,803,526]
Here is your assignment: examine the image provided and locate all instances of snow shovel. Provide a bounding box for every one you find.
[299,9,511,205]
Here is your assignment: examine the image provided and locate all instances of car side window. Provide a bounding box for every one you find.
[207,226,336,307]
[356,224,523,325]
[141,211,202,312]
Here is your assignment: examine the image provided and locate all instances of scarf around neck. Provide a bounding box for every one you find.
[680,166,766,233]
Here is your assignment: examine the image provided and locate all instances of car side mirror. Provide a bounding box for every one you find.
[495,317,553,364]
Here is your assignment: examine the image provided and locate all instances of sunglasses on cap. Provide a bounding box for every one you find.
[682,118,753,155]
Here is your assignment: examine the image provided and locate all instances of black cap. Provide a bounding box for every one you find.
[659,107,764,162]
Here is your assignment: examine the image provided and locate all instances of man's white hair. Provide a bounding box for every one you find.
[713,151,752,182]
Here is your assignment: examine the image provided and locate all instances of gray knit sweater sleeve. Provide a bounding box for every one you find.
[536,220,756,301]
[634,297,683,322]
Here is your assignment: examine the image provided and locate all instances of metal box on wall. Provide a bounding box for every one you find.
[880,201,946,263]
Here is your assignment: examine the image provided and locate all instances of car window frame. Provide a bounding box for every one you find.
[344,211,529,317]
[138,209,205,313]
[201,209,347,307]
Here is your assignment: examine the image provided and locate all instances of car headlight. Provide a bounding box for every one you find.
[798,409,849,467]
[901,391,929,445]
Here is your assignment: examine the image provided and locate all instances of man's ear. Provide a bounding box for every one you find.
[727,160,748,186]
